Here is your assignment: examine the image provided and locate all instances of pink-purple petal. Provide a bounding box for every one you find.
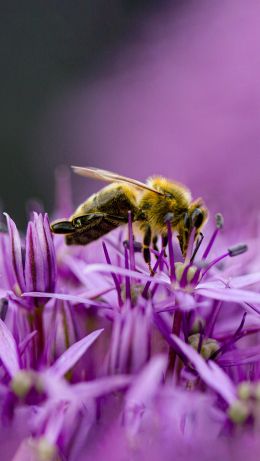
[24,222,45,293]
[43,214,57,292]
[4,213,25,293]
[228,272,260,288]
[49,329,104,378]
[175,290,196,311]
[74,375,132,400]
[125,355,167,410]
[195,286,260,308]
[22,291,113,309]
[84,263,170,284]
[0,319,20,377]
[171,335,236,405]
[218,345,260,367]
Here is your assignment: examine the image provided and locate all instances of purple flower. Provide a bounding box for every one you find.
[3,213,56,306]
[1,173,260,461]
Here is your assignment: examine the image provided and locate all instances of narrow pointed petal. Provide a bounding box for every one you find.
[44,401,67,445]
[42,214,57,292]
[74,375,131,400]
[117,308,134,373]
[126,355,167,403]
[195,286,260,309]
[12,439,39,461]
[4,213,25,293]
[131,304,152,372]
[218,345,260,367]
[206,361,237,404]
[175,290,196,311]
[84,263,169,284]
[124,355,167,434]
[19,331,38,357]
[108,313,122,374]
[23,291,113,309]
[228,272,260,288]
[125,355,167,409]
[0,319,20,377]
[50,329,104,378]
[25,221,45,292]
[171,335,236,405]
[24,213,57,296]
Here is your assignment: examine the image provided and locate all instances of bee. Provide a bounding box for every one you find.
[51,166,208,272]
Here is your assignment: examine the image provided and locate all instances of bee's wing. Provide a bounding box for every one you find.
[71,166,165,196]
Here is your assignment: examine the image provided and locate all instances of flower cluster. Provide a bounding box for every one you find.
[1,176,260,461]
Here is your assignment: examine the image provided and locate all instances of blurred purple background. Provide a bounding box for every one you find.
[2,1,260,226]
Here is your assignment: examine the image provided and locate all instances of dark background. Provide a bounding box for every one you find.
[1,1,260,231]
[0,0,170,227]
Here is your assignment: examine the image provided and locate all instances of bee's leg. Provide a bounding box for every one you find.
[143,225,153,275]
[162,234,168,256]
[152,235,159,258]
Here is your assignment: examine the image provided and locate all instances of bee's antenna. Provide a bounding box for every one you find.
[190,232,204,263]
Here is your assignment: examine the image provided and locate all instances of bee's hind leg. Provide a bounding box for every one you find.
[143,225,154,275]
[152,235,159,258]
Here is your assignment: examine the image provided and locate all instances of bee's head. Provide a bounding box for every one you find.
[50,220,75,234]
[177,200,208,258]
[50,216,89,245]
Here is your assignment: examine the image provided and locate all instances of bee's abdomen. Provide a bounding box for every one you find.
[80,184,139,220]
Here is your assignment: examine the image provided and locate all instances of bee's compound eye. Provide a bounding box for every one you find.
[51,221,75,234]
[191,208,204,228]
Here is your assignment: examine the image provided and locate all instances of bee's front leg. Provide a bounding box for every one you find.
[143,225,154,275]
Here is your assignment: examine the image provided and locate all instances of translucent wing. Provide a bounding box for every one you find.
[71,166,165,196]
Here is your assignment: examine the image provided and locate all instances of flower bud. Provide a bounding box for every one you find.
[25,213,57,296]
[37,437,57,461]
[4,213,56,306]
[11,370,33,398]
[228,400,250,424]
[237,382,252,400]
[188,334,219,359]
